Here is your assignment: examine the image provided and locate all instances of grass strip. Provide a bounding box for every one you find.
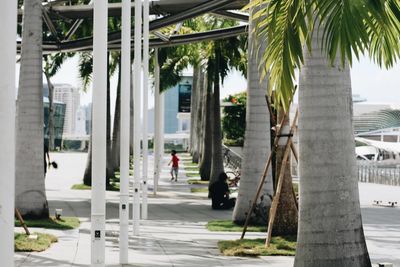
[207,220,266,232]
[184,166,199,172]
[187,179,209,185]
[71,183,120,191]
[185,172,201,178]
[15,216,80,230]
[190,187,208,193]
[15,232,58,252]
[218,236,296,256]
[182,162,199,168]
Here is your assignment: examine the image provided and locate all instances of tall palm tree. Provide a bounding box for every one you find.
[232,8,273,224]
[250,0,400,265]
[201,19,247,184]
[295,23,371,267]
[111,55,122,171]
[16,0,48,218]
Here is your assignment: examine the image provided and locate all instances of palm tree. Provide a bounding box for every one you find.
[16,0,49,218]
[111,55,122,171]
[189,65,200,162]
[199,18,247,184]
[232,9,273,224]
[43,53,71,151]
[295,23,371,267]
[251,0,400,265]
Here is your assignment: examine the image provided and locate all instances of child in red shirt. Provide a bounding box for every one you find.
[168,150,179,182]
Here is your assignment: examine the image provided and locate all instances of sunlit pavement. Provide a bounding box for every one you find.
[14,152,399,266]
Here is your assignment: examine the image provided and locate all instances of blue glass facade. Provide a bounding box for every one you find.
[164,76,193,134]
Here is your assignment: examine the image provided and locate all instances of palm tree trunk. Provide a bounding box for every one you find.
[232,11,273,224]
[106,53,114,185]
[196,68,207,162]
[209,52,224,185]
[272,109,298,236]
[190,65,199,161]
[44,72,55,151]
[199,80,213,181]
[294,25,371,267]
[16,0,49,218]
[111,56,122,171]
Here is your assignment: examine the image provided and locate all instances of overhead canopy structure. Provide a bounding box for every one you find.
[17,0,250,54]
[356,137,400,154]
[354,109,400,134]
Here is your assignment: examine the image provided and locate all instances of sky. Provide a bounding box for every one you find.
[15,54,400,110]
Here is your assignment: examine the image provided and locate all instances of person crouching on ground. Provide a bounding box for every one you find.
[168,150,179,182]
[209,172,236,210]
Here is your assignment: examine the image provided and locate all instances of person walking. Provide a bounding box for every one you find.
[168,150,179,182]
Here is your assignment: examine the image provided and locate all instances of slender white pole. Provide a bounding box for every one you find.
[153,49,161,195]
[91,0,107,265]
[141,0,149,219]
[0,1,17,266]
[133,0,142,236]
[160,87,165,157]
[119,0,131,263]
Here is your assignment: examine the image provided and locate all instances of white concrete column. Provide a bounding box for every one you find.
[141,0,149,220]
[0,1,17,266]
[153,49,161,195]
[160,88,165,157]
[91,0,107,265]
[132,0,142,236]
[119,0,131,263]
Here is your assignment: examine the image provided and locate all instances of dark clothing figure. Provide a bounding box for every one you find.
[44,143,50,175]
[209,173,236,210]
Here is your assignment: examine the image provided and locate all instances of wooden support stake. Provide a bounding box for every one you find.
[290,142,298,163]
[265,109,298,247]
[15,208,30,236]
[240,111,290,240]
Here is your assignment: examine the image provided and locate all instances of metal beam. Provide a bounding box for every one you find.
[149,0,232,30]
[33,0,243,53]
[212,10,249,22]
[16,25,248,53]
[20,0,248,20]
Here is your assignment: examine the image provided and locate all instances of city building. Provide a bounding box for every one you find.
[43,97,66,149]
[163,75,193,134]
[52,83,81,136]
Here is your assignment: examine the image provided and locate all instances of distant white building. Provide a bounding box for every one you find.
[53,84,80,136]
[75,107,87,136]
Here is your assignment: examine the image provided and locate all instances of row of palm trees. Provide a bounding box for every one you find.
[243,1,400,266]
[15,0,400,266]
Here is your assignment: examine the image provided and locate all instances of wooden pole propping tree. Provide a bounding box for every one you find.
[265,109,299,247]
[240,109,292,240]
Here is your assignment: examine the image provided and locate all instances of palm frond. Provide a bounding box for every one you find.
[78,52,93,92]
[365,0,400,68]
[252,0,306,111]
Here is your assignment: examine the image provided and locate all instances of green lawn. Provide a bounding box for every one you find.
[71,183,91,190]
[182,162,198,167]
[190,187,208,193]
[185,172,201,178]
[72,183,120,191]
[207,220,266,232]
[184,166,199,172]
[218,236,296,256]
[187,178,209,185]
[15,216,80,230]
[15,232,58,252]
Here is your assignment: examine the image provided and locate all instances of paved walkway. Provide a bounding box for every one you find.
[14,152,400,266]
